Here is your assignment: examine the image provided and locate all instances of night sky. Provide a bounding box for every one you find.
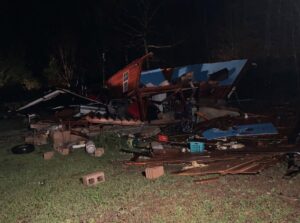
[1,0,300,100]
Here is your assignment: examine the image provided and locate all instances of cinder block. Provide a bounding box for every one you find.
[43,151,54,160]
[145,166,164,179]
[82,171,105,186]
[94,148,105,157]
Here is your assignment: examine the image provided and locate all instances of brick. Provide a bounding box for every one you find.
[30,122,51,130]
[145,166,164,179]
[62,130,71,142]
[52,131,64,148]
[25,135,34,144]
[34,133,48,145]
[82,171,105,186]
[52,130,71,149]
[43,151,54,160]
[94,148,105,157]
[57,147,70,155]
[70,134,86,143]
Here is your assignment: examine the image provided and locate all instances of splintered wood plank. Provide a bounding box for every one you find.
[173,156,281,176]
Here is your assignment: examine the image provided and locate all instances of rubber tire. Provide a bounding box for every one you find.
[11,144,35,154]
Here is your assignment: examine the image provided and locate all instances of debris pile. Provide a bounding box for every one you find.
[15,53,300,181]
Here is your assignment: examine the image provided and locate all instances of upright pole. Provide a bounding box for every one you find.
[102,52,106,87]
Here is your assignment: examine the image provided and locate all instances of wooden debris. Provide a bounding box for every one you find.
[174,156,280,176]
[86,116,143,126]
[194,176,220,184]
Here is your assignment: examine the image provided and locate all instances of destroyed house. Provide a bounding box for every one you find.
[106,53,248,120]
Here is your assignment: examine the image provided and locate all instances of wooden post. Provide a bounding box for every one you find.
[136,89,146,121]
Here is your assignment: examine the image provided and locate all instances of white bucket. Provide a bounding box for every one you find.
[85,140,96,154]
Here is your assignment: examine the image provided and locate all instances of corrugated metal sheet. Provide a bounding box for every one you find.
[141,59,247,86]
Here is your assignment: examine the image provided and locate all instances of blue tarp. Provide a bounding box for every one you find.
[140,59,247,86]
[202,123,278,140]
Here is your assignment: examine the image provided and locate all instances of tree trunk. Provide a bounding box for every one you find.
[143,37,150,69]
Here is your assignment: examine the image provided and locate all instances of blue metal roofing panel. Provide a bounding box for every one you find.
[173,59,247,86]
[140,68,165,85]
[140,59,247,86]
[202,123,278,140]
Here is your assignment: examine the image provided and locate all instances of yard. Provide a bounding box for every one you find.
[0,118,299,223]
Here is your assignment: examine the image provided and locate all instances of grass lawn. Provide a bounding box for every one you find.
[0,118,299,223]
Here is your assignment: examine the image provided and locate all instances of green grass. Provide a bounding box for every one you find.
[0,119,299,223]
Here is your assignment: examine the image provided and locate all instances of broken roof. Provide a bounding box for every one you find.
[140,59,248,86]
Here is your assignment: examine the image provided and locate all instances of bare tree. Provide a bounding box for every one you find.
[43,41,78,89]
[117,0,181,68]
[57,44,76,88]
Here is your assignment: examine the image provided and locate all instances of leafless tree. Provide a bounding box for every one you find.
[117,0,182,68]
[57,44,76,88]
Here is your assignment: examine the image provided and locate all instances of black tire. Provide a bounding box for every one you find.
[11,144,35,154]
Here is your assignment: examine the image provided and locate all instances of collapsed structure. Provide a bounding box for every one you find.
[17,53,300,180]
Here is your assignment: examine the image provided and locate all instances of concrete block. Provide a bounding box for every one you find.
[82,171,105,186]
[145,166,164,179]
[94,148,104,157]
[43,151,54,160]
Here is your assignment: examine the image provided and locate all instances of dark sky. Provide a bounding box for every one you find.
[1,0,300,99]
[0,0,233,70]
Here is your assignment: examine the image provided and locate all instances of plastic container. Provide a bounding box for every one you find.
[158,134,169,142]
[86,140,96,154]
[189,142,205,153]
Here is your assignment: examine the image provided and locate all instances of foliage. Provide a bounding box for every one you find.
[43,56,67,88]
[43,43,77,88]
[0,54,40,90]
[3,1,300,98]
